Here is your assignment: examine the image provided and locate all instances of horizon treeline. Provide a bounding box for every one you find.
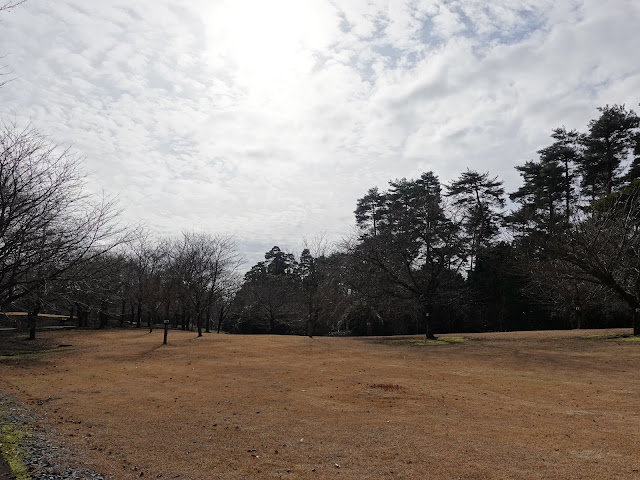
[2,103,639,338]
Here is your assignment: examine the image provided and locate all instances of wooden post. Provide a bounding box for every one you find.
[163,319,169,345]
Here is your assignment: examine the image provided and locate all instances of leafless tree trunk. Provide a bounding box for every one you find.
[537,186,640,336]
[168,232,242,337]
[27,300,40,340]
[0,123,127,338]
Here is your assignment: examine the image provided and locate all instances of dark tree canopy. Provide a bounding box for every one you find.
[539,127,582,221]
[447,169,505,272]
[579,104,639,198]
[509,156,568,235]
[355,187,386,238]
[351,172,466,338]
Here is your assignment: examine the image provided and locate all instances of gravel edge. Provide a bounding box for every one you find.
[0,391,106,480]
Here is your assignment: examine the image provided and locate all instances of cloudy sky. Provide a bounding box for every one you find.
[1,0,639,267]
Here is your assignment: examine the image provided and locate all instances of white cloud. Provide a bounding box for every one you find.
[0,0,639,267]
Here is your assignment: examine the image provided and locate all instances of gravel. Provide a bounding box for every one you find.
[0,392,105,480]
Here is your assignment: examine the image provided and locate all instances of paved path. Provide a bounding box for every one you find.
[0,456,12,480]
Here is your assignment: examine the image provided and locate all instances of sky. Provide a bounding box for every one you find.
[1,0,639,268]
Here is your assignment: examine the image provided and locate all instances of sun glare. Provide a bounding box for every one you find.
[211,1,315,90]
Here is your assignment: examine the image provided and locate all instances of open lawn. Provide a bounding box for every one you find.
[0,328,639,479]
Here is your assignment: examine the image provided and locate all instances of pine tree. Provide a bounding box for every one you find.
[623,131,640,184]
[351,172,465,339]
[264,246,297,275]
[542,127,583,221]
[446,169,505,272]
[509,157,566,235]
[354,187,385,237]
[578,104,639,198]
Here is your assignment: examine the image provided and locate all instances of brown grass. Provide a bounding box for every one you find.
[0,328,639,479]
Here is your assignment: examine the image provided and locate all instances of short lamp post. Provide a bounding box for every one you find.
[163,319,169,345]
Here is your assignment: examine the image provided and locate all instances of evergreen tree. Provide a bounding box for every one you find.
[446,169,505,272]
[298,248,319,336]
[468,243,553,332]
[623,131,640,184]
[354,187,386,237]
[540,127,583,221]
[350,172,466,339]
[239,246,300,333]
[509,157,566,235]
[264,245,297,275]
[579,104,639,198]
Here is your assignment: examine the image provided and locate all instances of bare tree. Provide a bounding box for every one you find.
[126,231,170,331]
[213,273,241,334]
[169,232,242,337]
[297,233,350,337]
[539,183,640,335]
[0,1,25,12]
[0,123,125,338]
[0,1,26,88]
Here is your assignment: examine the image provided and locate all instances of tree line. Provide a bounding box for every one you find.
[2,3,638,339]
[1,103,639,338]
[231,104,640,337]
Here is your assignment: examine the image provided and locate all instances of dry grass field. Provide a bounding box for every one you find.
[1,328,639,479]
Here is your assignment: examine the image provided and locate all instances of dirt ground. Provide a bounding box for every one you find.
[0,328,639,479]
